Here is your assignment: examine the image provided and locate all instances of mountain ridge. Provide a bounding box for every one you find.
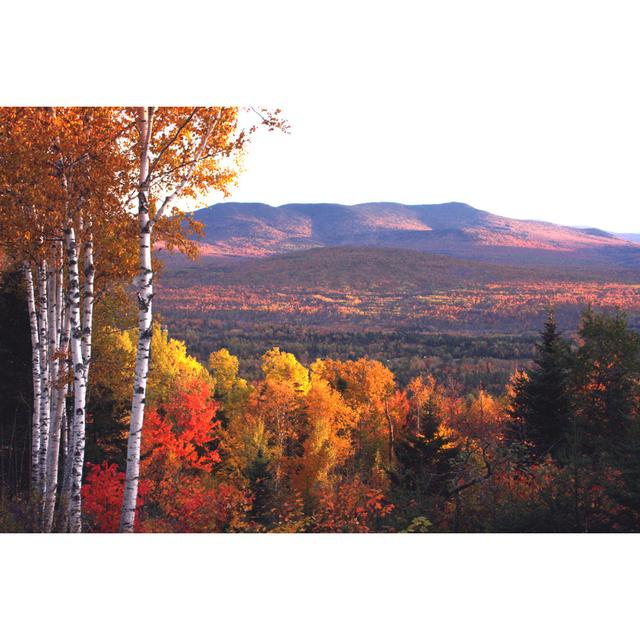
[184,201,640,269]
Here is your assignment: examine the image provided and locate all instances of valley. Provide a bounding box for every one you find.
[155,218,640,394]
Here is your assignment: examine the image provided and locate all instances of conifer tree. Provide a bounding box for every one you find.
[391,377,457,526]
[508,309,572,456]
[245,447,276,528]
[572,308,640,443]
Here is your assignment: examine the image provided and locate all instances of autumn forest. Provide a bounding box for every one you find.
[1,107,640,533]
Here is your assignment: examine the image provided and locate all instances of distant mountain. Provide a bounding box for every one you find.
[186,202,640,269]
[616,232,640,244]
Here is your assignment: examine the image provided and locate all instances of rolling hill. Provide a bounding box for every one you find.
[183,201,640,269]
[157,244,640,340]
[163,245,639,292]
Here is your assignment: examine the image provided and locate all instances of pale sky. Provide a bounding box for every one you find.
[204,2,640,233]
[4,1,639,232]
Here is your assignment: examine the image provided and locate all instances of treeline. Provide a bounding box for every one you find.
[160,320,538,393]
[4,303,638,532]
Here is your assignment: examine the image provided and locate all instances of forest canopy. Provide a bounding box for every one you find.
[2,294,639,533]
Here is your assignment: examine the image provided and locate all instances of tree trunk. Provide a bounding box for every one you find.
[59,409,72,532]
[120,107,216,532]
[64,225,88,533]
[384,397,395,466]
[81,229,94,384]
[41,250,61,530]
[36,260,50,499]
[41,253,59,529]
[121,108,153,532]
[43,296,70,533]
[24,264,41,494]
[47,253,59,430]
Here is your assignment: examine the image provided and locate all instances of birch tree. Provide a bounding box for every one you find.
[0,107,137,531]
[1,106,284,532]
[46,107,137,532]
[0,110,61,504]
[23,263,41,490]
[120,106,259,532]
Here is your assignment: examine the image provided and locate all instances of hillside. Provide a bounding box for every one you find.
[185,201,640,268]
[155,206,640,359]
[157,245,640,338]
[163,245,638,292]
[165,246,521,289]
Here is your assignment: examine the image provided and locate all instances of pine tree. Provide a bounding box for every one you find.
[246,447,276,528]
[391,382,458,527]
[573,308,640,442]
[509,310,572,457]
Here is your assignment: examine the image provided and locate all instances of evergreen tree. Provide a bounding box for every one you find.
[508,309,572,456]
[572,308,640,446]
[604,419,640,531]
[391,393,458,527]
[246,447,277,528]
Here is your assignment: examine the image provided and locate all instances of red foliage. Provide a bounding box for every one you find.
[82,462,149,533]
[83,380,228,532]
[142,381,222,472]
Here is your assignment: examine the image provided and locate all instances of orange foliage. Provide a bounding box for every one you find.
[156,280,640,334]
[311,477,395,533]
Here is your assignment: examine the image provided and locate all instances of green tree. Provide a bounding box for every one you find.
[245,446,277,528]
[572,308,640,443]
[508,310,572,457]
[569,309,640,530]
[390,377,458,528]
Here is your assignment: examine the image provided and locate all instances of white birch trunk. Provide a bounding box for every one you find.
[59,408,73,532]
[60,228,94,532]
[56,246,64,350]
[43,293,70,533]
[64,225,88,533]
[40,255,59,529]
[120,108,217,532]
[81,229,94,384]
[120,107,153,533]
[24,264,41,493]
[61,411,69,469]
[46,255,59,447]
[36,260,50,498]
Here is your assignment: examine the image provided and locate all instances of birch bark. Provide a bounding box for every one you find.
[43,293,70,533]
[81,229,94,384]
[24,263,41,492]
[120,107,153,533]
[46,254,59,448]
[64,224,88,533]
[36,260,50,497]
[59,408,73,532]
[120,108,217,532]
